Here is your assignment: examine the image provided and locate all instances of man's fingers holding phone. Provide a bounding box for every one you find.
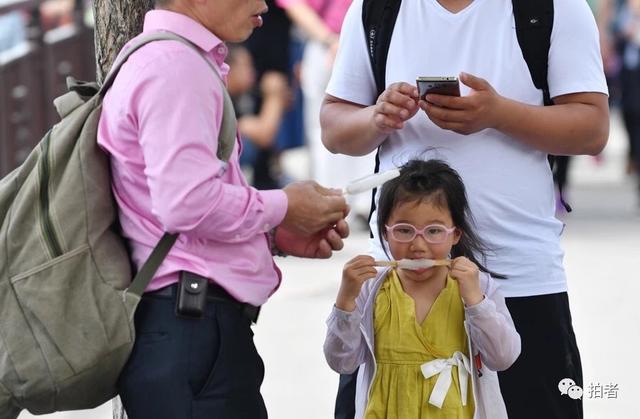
[377,82,419,108]
[374,82,419,132]
[419,93,467,111]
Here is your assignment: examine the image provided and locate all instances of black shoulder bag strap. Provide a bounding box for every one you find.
[512,0,554,107]
[363,0,403,98]
[513,0,570,212]
[362,0,402,237]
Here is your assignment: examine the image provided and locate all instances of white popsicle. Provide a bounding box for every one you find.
[374,259,452,270]
[342,168,401,195]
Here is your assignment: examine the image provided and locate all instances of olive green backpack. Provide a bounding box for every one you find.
[0,31,236,418]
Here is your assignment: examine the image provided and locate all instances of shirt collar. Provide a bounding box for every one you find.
[143,9,226,58]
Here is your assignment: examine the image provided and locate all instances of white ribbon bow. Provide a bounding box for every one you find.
[420,351,472,409]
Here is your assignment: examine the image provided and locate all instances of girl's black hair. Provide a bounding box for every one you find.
[377,159,505,279]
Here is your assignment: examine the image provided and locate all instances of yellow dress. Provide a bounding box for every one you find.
[364,270,475,419]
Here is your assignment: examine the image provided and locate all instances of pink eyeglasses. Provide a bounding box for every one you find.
[385,223,456,243]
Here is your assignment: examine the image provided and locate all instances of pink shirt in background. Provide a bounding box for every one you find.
[276,0,352,34]
[97,10,288,306]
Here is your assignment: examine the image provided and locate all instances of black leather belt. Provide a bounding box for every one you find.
[148,279,261,323]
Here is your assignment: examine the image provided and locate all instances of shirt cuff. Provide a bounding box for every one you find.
[332,305,361,320]
[464,295,494,317]
[258,189,288,231]
[328,305,362,332]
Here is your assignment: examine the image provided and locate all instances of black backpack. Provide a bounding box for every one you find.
[361,0,571,219]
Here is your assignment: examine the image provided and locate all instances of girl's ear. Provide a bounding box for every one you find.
[452,228,462,245]
[381,226,388,241]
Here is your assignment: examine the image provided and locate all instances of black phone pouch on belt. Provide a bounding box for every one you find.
[176,271,209,319]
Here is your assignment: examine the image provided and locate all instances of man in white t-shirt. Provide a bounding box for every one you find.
[321,0,609,418]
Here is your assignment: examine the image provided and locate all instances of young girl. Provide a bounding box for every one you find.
[324,159,520,419]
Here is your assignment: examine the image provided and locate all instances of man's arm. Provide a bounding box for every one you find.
[496,91,609,156]
[320,96,383,156]
[134,49,348,245]
[321,82,420,156]
[421,72,609,156]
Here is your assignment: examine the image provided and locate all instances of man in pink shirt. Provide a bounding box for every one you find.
[97,0,349,417]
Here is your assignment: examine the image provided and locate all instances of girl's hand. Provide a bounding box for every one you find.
[450,256,484,306]
[372,82,420,134]
[336,255,378,312]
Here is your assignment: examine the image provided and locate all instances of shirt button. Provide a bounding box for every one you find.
[217,46,225,54]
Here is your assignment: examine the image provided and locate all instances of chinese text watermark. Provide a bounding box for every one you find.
[558,379,620,400]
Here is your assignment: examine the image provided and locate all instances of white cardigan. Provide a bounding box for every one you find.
[324,268,521,419]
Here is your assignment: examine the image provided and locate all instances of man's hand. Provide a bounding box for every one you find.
[420,72,504,135]
[373,82,420,134]
[281,181,348,236]
[274,219,349,259]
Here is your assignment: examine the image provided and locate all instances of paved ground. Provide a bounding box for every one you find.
[19,111,640,418]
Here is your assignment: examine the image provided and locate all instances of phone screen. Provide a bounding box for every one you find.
[416,77,460,100]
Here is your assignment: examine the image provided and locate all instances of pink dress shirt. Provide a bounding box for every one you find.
[97,10,288,306]
[276,0,352,34]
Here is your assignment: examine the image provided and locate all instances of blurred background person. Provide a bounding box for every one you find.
[598,0,640,187]
[597,0,640,206]
[244,0,305,190]
[227,43,292,189]
[277,0,374,229]
[615,0,640,203]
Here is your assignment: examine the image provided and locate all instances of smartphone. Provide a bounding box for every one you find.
[416,76,460,100]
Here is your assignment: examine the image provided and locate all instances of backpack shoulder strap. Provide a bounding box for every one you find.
[512,0,554,106]
[100,31,237,162]
[512,0,571,210]
[362,0,402,238]
[362,0,403,97]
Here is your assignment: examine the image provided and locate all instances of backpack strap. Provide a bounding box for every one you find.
[513,0,570,211]
[100,31,237,162]
[363,0,403,97]
[362,0,402,237]
[126,233,179,297]
[100,32,239,297]
[512,0,554,106]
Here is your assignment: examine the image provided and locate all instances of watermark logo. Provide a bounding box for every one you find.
[586,382,619,399]
[559,379,620,400]
[558,378,582,400]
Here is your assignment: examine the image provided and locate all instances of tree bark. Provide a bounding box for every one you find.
[93,0,155,83]
[93,2,155,418]
[93,2,155,417]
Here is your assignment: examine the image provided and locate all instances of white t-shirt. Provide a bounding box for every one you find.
[327,0,608,297]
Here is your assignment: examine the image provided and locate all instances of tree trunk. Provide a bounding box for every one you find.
[93,0,154,83]
[93,2,154,417]
[93,2,155,418]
